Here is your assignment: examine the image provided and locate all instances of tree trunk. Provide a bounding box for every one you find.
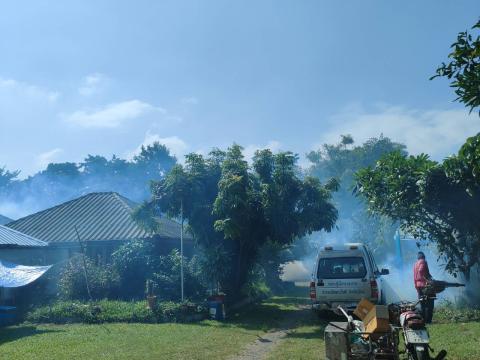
[235,242,244,295]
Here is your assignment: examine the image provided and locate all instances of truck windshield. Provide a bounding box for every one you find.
[317,257,367,279]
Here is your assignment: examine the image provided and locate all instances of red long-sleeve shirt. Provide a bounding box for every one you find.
[414,259,431,289]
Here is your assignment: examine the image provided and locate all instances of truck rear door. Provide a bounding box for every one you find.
[316,256,371,302]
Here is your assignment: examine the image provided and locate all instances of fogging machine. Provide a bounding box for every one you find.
[424,280,465,296]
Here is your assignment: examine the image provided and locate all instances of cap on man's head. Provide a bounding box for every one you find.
[417,251,426,259]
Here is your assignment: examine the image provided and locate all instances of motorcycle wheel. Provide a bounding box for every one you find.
[407,345,429,360]
[415,345,429,360]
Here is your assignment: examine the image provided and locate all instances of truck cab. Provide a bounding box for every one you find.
[310,243,389,313]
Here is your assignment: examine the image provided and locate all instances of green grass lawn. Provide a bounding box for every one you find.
[429,322,480,360]
[0,322,255,360]
[0,297,302,360]
[1,297,479,360]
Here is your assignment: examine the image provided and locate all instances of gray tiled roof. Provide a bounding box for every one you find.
[0,225,48,247]
[0,214,12,225]
[6,192,186,244]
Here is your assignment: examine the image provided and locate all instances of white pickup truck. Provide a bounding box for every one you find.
[310,243,389,313]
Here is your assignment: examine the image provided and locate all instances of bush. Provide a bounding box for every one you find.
[25,300,207,324]
[112,239,156,298]
[58,255,121,300]
[152,250,207,301]
[434,301,480,323]
[112,240,208,301]
[58,242,208,302]
[240,264,271,301]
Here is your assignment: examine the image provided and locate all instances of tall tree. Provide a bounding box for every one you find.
[134,142,177,178]
[135,144,337,299]
[355,134,480,279]
[307,135,406,257]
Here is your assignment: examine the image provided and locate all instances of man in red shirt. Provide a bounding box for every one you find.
[414,251,434,323]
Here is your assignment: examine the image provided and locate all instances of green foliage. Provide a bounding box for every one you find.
[1,141,177,211]
[432,19,480,114]
[137,144,337,300]
[356,134,480,278]
[58,255,121,301]
[241,264,272,300]
[0,166,19,191]
[151,250,207,301]
[112,239,157,298]
[55,242,206,304]
[112,241,207,301]
[434,301,480,323]
[308,135,405,257]
[133,142,177,178]
[26,300,205,324]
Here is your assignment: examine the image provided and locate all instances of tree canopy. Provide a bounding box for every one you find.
[355,134,480,279]
[307,135,406,256]
[135,144,338,299]
[0,142,177,214]
[0,167,19,193]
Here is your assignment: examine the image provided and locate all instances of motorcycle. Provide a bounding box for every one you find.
[388,297,446,360]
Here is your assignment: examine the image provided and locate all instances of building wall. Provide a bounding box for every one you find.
[0,247,54,266]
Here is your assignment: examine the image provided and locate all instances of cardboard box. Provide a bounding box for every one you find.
[363,305,390,333]
[353,298,375,320]
[365,317,390,334]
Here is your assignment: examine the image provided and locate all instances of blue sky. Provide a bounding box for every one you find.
[0,1,479,177]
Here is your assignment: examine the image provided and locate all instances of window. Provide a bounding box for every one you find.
[317,257,367,279]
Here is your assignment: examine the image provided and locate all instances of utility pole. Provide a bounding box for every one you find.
[180,199,184,302]
[74,225,92,302]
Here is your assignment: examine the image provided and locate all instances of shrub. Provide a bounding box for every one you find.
[112,239,156,298]
[240,264,271,300]
[58,255,121,300]
[58,241,208,302]
[25,300,206,324]
[112,240,208,301]
[434,301,480,323]
[152,250,208,301]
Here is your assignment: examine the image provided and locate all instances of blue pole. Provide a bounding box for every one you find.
[394,229,403,271]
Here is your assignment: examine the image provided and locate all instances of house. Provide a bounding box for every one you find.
[0,225,48,265]
[6,192,192,264]
[0,225,50,304]
[0,215,12,225]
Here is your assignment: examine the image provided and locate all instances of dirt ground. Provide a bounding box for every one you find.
[228,302,313,360]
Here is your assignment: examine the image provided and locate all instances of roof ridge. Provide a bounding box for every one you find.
[112,192,137,211]
[111,193,155,237]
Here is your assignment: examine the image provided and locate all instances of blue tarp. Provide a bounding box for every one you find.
[0,260,52,288]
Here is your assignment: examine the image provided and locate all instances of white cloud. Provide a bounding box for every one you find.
[78,73,108,96]
[181,96,199,105]
[0,77,59,103]
[128,131,189,160]
[243,140,282,163]
[316,104,480,160]
[36,148,64,169]
[64,100,164,128]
